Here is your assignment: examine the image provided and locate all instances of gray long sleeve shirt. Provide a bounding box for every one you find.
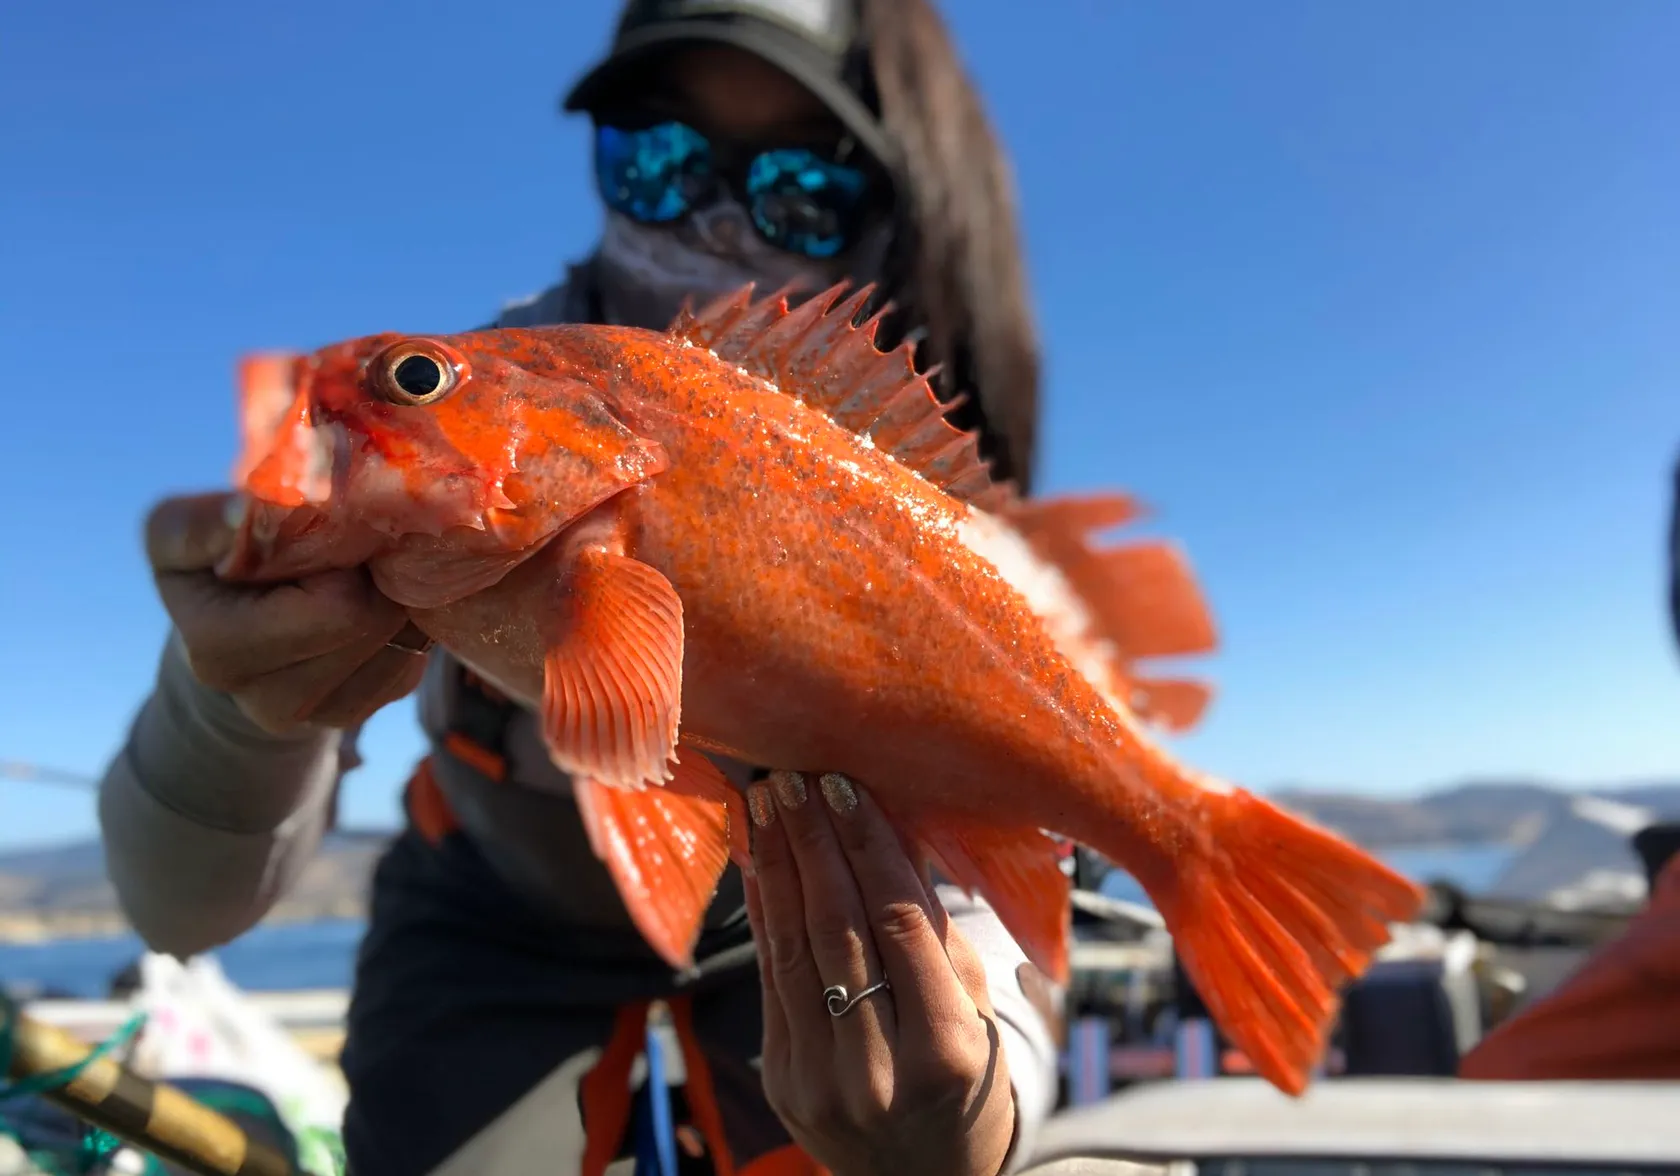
[96,272,1062,1169]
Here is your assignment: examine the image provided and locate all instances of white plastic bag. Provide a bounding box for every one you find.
[124,954,345,1175]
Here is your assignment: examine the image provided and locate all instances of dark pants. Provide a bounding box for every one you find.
[337,829,792,1175]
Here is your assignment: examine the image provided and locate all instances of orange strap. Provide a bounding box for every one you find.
[580,1003,653,1176]
[441,667,514,782]
[667,996,738,1176]
[739,1145,828,1176]
[578,997,829,1176]
[404,757,461,846]
[441,731,507,782]
[405,668,517,844]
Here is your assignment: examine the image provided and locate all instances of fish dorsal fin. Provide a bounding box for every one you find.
[670,281,1018,511]
[1005,492,1221,732]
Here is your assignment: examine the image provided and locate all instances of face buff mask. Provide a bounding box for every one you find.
[594,201,891,332]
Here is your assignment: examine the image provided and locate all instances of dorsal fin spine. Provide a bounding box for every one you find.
[672,279,1015,510]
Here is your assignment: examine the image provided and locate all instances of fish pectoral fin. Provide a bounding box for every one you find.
[540,547,684,790]
[573,772,732,971]
[917,821,1072,986]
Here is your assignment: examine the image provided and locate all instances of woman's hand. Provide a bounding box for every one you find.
[145,492,430,734]
[743,770,1016,1176]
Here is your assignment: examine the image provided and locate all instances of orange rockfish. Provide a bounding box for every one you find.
[220,282,1423,1095]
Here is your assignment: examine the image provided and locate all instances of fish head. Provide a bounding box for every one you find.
[220,330,669,584]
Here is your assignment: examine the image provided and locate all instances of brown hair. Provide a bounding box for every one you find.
[859,0,1041,492]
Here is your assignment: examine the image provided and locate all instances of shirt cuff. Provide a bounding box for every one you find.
[127,630,344,833]
[935,884,1063,1173]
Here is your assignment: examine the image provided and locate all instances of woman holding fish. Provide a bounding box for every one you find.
[99,1,1061,1173]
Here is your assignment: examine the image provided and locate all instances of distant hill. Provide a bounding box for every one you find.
[3,781,1678,939]
[1271,780,1680,850]
[0,830,390,941]
[1273,780,1680,908]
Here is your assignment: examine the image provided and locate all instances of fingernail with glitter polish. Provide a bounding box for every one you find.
[747,785,776,828]
[820,773,857,817]
[769,769,807,810]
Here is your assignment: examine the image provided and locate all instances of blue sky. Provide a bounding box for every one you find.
[3,1,1676,850]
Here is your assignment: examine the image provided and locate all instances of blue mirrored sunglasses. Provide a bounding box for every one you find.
[593,120,874,260]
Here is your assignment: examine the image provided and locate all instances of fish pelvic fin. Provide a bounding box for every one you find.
[573,747,739,970]
[669,281,1019,512]
[1006,492,1219,733]
[1128,787,1426,1096]
[917,821,1072,985]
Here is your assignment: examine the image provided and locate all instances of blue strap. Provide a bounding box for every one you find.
[633,1022,679,1176]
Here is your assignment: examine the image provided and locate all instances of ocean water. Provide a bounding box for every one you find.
[1097,841,1517,906]
[0,843,1516,1000]
[1,917,368,999]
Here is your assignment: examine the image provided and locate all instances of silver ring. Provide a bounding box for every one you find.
[824,980,891,1018]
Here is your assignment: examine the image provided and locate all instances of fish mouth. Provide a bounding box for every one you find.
[217,491,372,583]
[232,350,343,509]
[216,351,350,582]
[245,409,341,510]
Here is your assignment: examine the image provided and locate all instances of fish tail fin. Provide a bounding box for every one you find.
[1003,493,1219,733]
[1111,785,1425,1096]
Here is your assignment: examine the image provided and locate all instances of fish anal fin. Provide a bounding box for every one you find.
[672,280,1019,508]
[916,820,1072,986]
[540,545,684,790]
[573,774,731,970]
[1127,787,1426,1096]
[1129,676,1214,733]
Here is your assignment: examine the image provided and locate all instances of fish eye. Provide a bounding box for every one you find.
[373,341,465,406]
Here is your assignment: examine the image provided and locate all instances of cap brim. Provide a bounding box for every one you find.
[561,20,898,174]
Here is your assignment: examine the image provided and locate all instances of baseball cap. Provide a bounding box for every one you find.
[562,0,897,172]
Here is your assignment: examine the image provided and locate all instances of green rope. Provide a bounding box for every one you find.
[0,993,148,1174]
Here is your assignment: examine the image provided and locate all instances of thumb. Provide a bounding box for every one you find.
[145,492,246,574]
